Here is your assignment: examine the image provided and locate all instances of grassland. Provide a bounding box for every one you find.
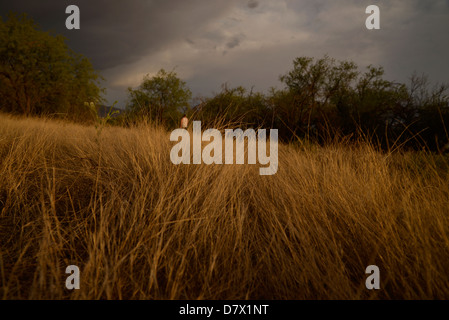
[1,113,449,299]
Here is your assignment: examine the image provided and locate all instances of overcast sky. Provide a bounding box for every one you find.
[1,0,449,108]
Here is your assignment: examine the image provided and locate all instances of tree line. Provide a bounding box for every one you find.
[1,14,449,151]
[126,57,449,151]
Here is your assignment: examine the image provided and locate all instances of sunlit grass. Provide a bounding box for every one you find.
[1,113,449,299]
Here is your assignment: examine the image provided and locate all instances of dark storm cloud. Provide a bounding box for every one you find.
[226,36,242,49]
[1,0,448,107]
[247,1,259,9]
[279,0,449,84]
[0,0,237,70]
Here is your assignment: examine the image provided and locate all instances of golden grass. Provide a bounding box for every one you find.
[1,112,449,299]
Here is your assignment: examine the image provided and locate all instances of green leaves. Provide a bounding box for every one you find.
[127,69,192,127]
[0,13,103,120]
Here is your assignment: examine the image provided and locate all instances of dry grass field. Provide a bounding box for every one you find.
[1,113,449,299]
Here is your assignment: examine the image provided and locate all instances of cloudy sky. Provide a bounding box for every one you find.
[1,0,449,108]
